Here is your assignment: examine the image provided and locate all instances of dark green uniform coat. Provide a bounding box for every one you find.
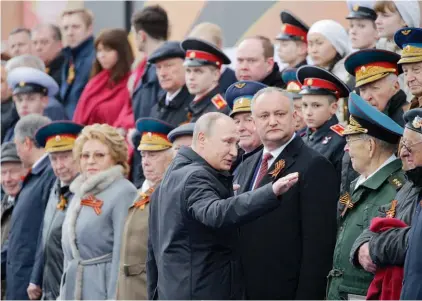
[326,158,405,300]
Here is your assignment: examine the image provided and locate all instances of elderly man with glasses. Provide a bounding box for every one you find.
[351,108,422,300]
[326,92,405,300]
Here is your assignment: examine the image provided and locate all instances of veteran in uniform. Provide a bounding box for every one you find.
[341,49,406,197]
[116,118,174,300]
[394,27,422,110]
[326,93,405,300]
[225,80,266,173]
[29,121,83,300]
[168,122,195,156]
[298,65,350,176]
[282,68,306,136]
[181,38,231,121]
[276,10,308,72]
[351,109,422,300]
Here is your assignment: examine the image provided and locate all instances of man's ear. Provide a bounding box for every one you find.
[266,57,275,73]
[41,95,49,108]
[329,101,338,115]
[197,131,206,149]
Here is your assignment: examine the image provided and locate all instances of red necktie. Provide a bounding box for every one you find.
[254,153,273,189]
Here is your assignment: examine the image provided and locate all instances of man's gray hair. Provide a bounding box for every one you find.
[14,114,51,147]
[359,133,398,155]
[251,86,294,113]
[192,112,231,146]
[5,54,45,72]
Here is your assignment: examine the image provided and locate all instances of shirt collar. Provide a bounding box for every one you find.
[354,154,397,190]
[32,153,48,170]
[166,87,183,103]
[263,133,296,159]
[141,180,153,193]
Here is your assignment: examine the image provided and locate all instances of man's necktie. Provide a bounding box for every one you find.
[254,153,273,189]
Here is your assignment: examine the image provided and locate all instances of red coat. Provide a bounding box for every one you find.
[73,70,135,130]
[366,217,407,300]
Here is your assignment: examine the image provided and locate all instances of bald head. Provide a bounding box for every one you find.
[192,112,239,171]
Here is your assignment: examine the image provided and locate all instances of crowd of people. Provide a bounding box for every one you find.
[1,0,422,299]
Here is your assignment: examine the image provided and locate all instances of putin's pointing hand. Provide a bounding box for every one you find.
[272,172,299,196]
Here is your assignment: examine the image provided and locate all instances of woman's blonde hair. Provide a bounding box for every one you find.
[73,124,129,176]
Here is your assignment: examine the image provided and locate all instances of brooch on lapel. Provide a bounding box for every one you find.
[322,136,332,145]
[57,195,68,211]
[269,159,285,179]
[385,200,398,218]
[339,192,353,217]
[81,195,103,215]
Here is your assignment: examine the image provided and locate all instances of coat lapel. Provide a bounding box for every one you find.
[236,149,263,194]
[258,136,303,187]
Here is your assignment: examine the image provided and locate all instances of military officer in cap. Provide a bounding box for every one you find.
[276,10,308,71]
[341,49,406,196]
[395,27,422,109]
[149,41,194,126]
[346,0,378,50]
[167,122,195,156]
[282,68,307,136]
[4,66,66,142]
[29,121,83,300]
[298,65,350,177]
[400,108,422,300]
[117,118,174,300]
[181,38,230,121]
[225,80,266,173]
[326,92,405,300]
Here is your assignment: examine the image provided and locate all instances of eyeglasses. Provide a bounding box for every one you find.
[401,139,422,154]
[345,136,365,144]
[80,152,110,161]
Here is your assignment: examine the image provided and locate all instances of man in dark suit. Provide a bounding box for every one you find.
[147,112,299,300]
[235,87,339,299]
[5,114,56,300]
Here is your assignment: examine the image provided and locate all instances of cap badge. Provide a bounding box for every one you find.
[412,116,422,129]
[401,29,411,36]
[281,24,287,32]
[353,4,359,11]
[306,79,313,86]
[19,81,25,87]
[147,132,152,137]
[189,51,196,58]
[360,66,366,72]
[55,135,61,142]
[234,83,246,89]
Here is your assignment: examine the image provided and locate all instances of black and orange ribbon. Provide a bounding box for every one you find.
[386,200,398,218]
[133,187,154,210]
[81,195,103,215]
[339,193,353,217]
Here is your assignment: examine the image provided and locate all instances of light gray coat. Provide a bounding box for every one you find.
[59,166,137,300]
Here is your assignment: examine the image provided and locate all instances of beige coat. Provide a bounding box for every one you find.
[116,184,153,300]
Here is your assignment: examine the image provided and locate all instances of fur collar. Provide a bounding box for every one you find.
[70,165,124,197]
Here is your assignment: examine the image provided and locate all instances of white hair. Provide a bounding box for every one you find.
[14,114,51,146]
[5,54,45,73]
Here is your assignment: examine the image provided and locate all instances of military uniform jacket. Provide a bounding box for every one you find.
[149,85,193,126]
[234,135,339,300]
[30,179,74,300]
[351,178,418,269]
[326,158,404,300]
[116,183,152,300]
[189,86,230,122]
[302,115,345,177]
[5,155,56,300]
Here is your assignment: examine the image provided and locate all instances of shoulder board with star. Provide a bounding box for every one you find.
[211,94,227,110]
[388,173,406,191]
[330,124,345,137]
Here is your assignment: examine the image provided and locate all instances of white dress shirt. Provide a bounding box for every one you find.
[165,88,182,106]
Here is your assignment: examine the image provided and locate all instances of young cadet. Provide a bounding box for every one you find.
[346,0,378,50]
[395,27,422,109]
[276,10,308,71]
[297,65,351,176]
[326,92,405,300]
[29,121,82,300]
[181,38,231,121]
[282,68,306,136]
[225,80,266,173]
